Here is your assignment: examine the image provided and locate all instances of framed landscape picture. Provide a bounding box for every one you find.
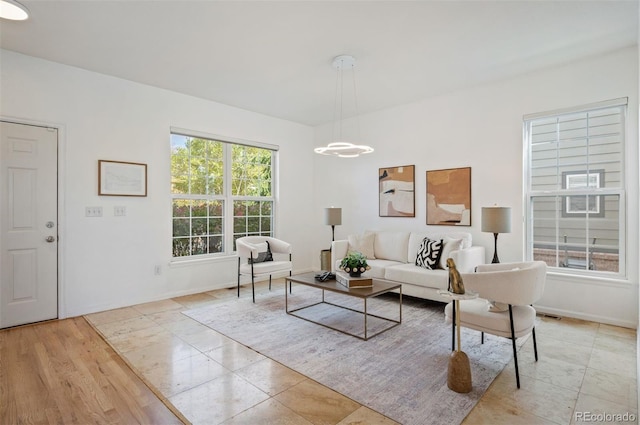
[99,160,148,196]
[379,165,415,217]
[426,167,471,226]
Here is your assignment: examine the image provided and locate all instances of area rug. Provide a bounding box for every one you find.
[184,286,523,425]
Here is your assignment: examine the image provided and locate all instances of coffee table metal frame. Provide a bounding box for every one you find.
[285,272,402,341]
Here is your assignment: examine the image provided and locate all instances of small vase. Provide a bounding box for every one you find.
[349,271,362,278]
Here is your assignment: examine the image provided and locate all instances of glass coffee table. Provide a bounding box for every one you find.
[285,272,402,340]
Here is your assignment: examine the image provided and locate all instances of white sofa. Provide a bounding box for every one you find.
[332,230,485,302]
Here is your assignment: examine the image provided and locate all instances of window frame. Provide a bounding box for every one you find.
[170,127,278,261]
[523,98,627,279]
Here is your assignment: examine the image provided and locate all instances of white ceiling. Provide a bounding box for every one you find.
[1,1,638,126]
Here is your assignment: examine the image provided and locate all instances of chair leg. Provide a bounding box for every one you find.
[451,301,456,351]
[250,259,255,303]
[481,332,484,344]
[237,258,241,298]
[251,275,255,303]
[269,275,272,291]
[289,255,292,294]
[508,305,520,389]
[532,327,538,362]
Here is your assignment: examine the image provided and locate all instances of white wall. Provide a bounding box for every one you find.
[1,50,316,318]
[313,46,639,328]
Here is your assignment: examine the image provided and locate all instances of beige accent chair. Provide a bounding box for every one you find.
[444,261,547,388]
[236,236,292,303]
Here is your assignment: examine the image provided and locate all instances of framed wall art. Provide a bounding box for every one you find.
[98,160,148,196]
[379,165,415,217]
[426,167,471,226]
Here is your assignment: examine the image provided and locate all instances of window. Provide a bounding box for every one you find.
[171,130,275,258]
[524,98,626,276]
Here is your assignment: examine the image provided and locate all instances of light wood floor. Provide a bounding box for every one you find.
[0,317,184,425]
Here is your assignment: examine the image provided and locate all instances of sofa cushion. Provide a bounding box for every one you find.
[361,259,404,279]
[372,231,410,262]
[415,237,443,270]
[438,237,464,269]
[384,264,449,290]
[444,299,536,338]
[240,260,291,275]
[347,232,376,259]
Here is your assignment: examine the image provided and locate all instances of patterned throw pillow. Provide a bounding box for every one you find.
[415,237,443,270]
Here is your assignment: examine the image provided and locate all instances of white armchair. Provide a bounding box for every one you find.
[444,261,547,388]
[236,236,292,303]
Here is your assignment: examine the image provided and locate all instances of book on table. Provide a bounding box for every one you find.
[336,271,373,288]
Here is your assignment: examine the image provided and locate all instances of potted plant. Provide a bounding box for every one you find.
[339,251,371,277]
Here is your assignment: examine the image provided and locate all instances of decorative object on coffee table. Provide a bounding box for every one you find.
[438,289,479,393]
[335,271,373,288]
[339,251,370,277]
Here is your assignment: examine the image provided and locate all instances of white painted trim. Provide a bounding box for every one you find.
[546,271,633,287]
[170,126,279,151]
[169,254,237,268]
[535,305,636,329]
[523,97,628,120]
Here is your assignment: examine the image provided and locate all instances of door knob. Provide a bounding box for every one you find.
[46,236,55,243]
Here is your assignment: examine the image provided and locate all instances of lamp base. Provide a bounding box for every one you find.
[491,233,500,264]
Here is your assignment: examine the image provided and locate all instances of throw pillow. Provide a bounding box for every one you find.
[248,241,274,264]
[415,237,443,270]
[347,232,376,259]
[438,237,464,269]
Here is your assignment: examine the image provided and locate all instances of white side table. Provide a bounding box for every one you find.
[438,290,479,393]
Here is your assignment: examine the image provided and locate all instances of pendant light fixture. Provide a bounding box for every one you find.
[314,55,373,158]
[0,0,29,20]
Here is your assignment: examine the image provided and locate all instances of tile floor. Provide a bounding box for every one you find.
[84,279,638,425]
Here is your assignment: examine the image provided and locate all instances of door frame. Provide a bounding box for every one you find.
[1,116,67,320]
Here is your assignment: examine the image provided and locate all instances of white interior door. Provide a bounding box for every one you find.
[1,121,58,328]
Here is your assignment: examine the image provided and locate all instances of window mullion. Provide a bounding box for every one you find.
[224,143,233,254]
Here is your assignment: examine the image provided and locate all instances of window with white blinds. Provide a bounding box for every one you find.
[524,98,626,277]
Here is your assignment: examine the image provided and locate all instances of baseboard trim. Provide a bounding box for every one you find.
[535,305,637,329]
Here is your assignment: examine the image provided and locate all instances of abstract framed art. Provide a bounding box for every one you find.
[379,165,415,217]
[426,167,471,226]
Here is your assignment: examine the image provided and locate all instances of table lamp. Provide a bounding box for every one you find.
[324,207,342,243]
[481,206,511,263]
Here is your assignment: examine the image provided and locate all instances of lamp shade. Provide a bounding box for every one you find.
[481,206,511,234]
[324,207,342,226]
